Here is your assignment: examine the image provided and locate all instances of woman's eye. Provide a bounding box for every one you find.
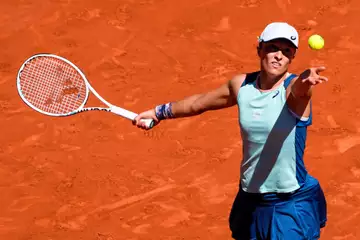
[267,45,279,52]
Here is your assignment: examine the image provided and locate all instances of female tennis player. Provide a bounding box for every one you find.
[134,22,328,239]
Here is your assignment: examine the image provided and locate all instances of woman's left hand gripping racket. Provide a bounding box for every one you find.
[16,53,155,129]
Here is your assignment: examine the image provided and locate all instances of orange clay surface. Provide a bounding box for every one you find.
[1,0,360,239]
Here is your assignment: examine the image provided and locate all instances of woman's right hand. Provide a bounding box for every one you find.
[133,109,160,130]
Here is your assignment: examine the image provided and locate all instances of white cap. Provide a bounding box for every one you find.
[258,22,299,48]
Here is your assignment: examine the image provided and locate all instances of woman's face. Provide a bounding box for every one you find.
[258,39,296,77]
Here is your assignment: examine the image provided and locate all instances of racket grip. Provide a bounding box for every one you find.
[111,106,155,129]
[140,118,155,129]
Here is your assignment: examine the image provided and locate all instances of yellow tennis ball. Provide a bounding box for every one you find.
[308,34,325,50]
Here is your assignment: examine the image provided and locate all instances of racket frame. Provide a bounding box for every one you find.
[17,53,154,128]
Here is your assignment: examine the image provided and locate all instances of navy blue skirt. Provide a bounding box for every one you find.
[229,175,327,240]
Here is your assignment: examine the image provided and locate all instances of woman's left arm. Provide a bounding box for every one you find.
[286,67,329,119]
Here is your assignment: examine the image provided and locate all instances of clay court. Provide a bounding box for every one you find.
[1,0,359,239]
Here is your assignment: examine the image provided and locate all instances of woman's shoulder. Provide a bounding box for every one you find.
[230,71,260,93]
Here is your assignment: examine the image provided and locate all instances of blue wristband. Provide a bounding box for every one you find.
[155,103,174,120]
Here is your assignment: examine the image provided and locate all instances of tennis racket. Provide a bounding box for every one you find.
[16,53,155,128]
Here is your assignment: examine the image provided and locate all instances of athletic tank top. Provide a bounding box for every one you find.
[237,72,312,193]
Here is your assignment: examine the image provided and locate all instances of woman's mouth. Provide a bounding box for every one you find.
[271,62,281,69]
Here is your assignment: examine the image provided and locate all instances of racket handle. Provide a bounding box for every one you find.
[111,106,155,129]
[140,118,155,129]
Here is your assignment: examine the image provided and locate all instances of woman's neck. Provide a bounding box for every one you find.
[257,71,289,90]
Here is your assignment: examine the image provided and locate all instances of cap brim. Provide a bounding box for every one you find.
[260,37,298,48]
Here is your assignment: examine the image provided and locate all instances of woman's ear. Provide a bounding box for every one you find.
[257,42,263,57]
[257,45,261,57]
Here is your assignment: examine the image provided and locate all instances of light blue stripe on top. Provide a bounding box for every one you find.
[237,72,311,193]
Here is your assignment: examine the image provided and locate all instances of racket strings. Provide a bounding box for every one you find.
[18,56,87,114]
